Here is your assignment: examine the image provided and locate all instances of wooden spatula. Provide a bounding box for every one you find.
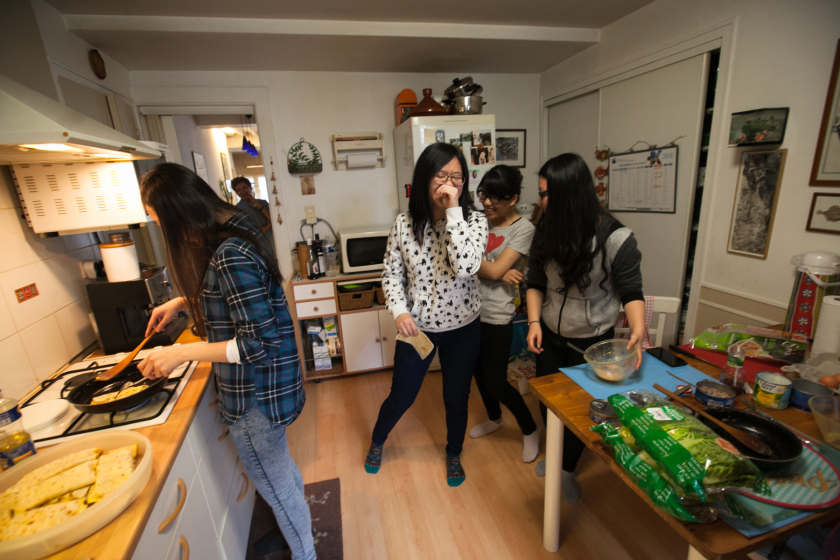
[95,332,155,381]
[652,383,773,456]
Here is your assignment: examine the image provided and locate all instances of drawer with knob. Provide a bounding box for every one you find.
[295,298,337,318]
[292,282,335,302]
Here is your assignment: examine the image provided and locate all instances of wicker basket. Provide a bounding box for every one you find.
[374,286,385,305]
[338,289,375,311]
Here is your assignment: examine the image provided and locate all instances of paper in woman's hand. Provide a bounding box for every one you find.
[396,331,434,360]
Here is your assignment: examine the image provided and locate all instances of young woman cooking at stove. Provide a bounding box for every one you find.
[468,165,540,463]
[137,163,316,560]
[526,153,644,502]
[366,142,488,487]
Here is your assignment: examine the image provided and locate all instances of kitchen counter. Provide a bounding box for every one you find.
[42,328,213,560]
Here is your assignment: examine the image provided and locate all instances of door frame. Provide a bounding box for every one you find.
[540,19,737,339]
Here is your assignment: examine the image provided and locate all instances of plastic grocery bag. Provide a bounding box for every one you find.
[691,324,807,364]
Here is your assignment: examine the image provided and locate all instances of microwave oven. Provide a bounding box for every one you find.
[339,227,390,274]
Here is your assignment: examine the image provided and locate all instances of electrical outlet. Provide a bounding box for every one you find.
[304,205,317,225]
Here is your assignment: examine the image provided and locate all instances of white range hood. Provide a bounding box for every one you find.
[0,73,160,164]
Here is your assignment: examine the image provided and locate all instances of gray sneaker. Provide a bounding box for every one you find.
[535,459,546,477]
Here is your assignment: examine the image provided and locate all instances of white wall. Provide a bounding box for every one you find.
[131,71,541,268]
[540,0,840,334]
[171,116,231,195]
[0,167,100,401]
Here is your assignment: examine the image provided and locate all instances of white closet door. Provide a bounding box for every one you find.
[547,90,600,169]
[600,53,709,300]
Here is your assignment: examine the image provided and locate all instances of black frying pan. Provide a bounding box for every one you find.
[63,363,167,413]
[701,407,803,470]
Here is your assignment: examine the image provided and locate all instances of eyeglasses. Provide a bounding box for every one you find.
[538,190,549,199]
[433,172,465,186]
[476,189,511,205]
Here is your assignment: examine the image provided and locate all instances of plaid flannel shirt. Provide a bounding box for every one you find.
[201,213,304,426]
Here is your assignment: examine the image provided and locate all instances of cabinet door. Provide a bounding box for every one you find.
[164,477,224,560]
[220,460,257,560]
[196,413,240,539]
[340,311,383,372]
[378,309,397,368]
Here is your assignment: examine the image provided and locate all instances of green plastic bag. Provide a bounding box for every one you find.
[591,423,698,523]
[608,394,708,501]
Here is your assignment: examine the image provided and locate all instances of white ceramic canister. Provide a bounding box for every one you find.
[99,232,141,282]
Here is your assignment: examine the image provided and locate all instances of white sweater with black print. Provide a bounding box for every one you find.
[382,207,488,332]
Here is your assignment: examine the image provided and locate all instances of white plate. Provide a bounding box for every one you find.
[0,431,152,560]
[21,400,70,433]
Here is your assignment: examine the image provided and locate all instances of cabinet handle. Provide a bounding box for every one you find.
[158,478,187,533]
[178,536,190,560]
[236,473,250,504]
[382,336,387,342]
[375,337,380,343]
[208,399,218,409]
[313,306,319,312]
[218,428,230,443]
[311,289,317,294]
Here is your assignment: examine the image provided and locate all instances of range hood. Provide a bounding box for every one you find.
[0,74,160,164]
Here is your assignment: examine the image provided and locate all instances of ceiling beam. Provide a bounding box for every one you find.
[65,14,600,43]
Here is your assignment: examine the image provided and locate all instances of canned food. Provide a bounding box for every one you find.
[589,399,617,424]
[790,378,832,412]
[754,371,793,410]
[695,380,736,408]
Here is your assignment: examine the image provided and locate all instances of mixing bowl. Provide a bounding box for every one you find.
[809,395,840,450]
[583,339,637,382]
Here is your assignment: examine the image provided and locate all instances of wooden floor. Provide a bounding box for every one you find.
[286,369,694,560]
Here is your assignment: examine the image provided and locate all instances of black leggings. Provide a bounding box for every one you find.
[473,321,538,436]
[535,324,615,472]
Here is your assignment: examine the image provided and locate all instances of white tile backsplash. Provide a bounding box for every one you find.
[55,299,96,358]
[0,335,40,401]
[19,316,71,381]
[0,209,38,273]
[0,264,53,331]
[37,247,94,311]
[0,294,15,342]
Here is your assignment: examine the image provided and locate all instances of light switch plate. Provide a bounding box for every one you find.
[304,206,317,225]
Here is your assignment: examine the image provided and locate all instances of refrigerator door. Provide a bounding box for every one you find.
[393,115,496,215]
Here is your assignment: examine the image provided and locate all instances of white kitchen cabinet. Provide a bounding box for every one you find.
[186,377,218,468]
[378,309,397,368]
[340,311,383,372]
[196,413,240,539]
[164,474,225,560]
[220,460,257,560]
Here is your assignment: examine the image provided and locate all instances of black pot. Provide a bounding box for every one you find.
[700,407,803,470]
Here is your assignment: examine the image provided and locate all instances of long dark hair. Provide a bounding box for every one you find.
[408,143,473,240]
[140,163,281,337]
[477,164,522,201]
[530,153,610,294]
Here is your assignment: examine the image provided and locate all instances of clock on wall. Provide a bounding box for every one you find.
[88,49,107,80]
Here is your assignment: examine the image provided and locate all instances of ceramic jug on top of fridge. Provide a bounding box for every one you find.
[785,251,840,340]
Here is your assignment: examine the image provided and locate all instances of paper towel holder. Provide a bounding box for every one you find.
[331,132,386,170]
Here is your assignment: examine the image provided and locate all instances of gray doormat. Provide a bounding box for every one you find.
[245,478,343,560]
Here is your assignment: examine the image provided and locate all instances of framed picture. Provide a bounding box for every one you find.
[806,192,840,235]
[495,129,526,168]
[220,152,231,181]
[728,108,789,146]
[810,39,840,186]
[727,149,788,259]
[192,151,208,182]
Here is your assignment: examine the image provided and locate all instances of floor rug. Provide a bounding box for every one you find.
[245,478,343,560]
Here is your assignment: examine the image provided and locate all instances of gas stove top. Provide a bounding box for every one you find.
[20,348,197,448]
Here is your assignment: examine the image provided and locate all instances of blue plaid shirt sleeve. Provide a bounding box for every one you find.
[214,244,284,364]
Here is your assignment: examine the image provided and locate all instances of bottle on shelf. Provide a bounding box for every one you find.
[307,238,320,279]
[0,393,37,471]
[315,234,327,278]
[719,342,747,394]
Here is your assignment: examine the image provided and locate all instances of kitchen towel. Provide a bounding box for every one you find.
[346,153,378,168]
[813,296,840,355]
[559,352,715,401]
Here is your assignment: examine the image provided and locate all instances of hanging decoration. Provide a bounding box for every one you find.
[240,115,260,157]
[594,145,611,206]
[269,156,278,194]
[287,138,323,174]
[274,196,281,206]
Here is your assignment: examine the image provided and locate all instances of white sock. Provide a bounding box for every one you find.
[522,428,540,463]
[469,419,505,439]
[562,470,582,503]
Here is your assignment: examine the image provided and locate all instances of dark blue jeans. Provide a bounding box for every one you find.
[372,318,480,457]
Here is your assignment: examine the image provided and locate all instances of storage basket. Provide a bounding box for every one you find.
[338,289,375,311]
[374,286,385,305]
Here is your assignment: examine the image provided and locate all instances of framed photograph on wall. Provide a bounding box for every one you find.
[495,129,526,168]
[727,149,787,259]
[192,151,208,182]
[810,39,840,186]
[220,152,231,181]
[728,107,789,146]
[806,192,840,235]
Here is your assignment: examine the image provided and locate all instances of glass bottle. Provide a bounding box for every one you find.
[307,238,319,279]
[0,394,37,471]
[315,234,327,278]
[719,342,747,394]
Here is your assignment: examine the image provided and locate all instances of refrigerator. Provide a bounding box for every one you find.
[393,114,496,214]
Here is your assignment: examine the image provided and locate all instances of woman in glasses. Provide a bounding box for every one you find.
[468,166,540,463]
[526,153,644,502]
[366,143,488,487]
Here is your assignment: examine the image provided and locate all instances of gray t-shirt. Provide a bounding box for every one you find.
[236,198,270,228]
[479,217,535,325]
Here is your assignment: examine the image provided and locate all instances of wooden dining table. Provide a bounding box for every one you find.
[529,352,840,560]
